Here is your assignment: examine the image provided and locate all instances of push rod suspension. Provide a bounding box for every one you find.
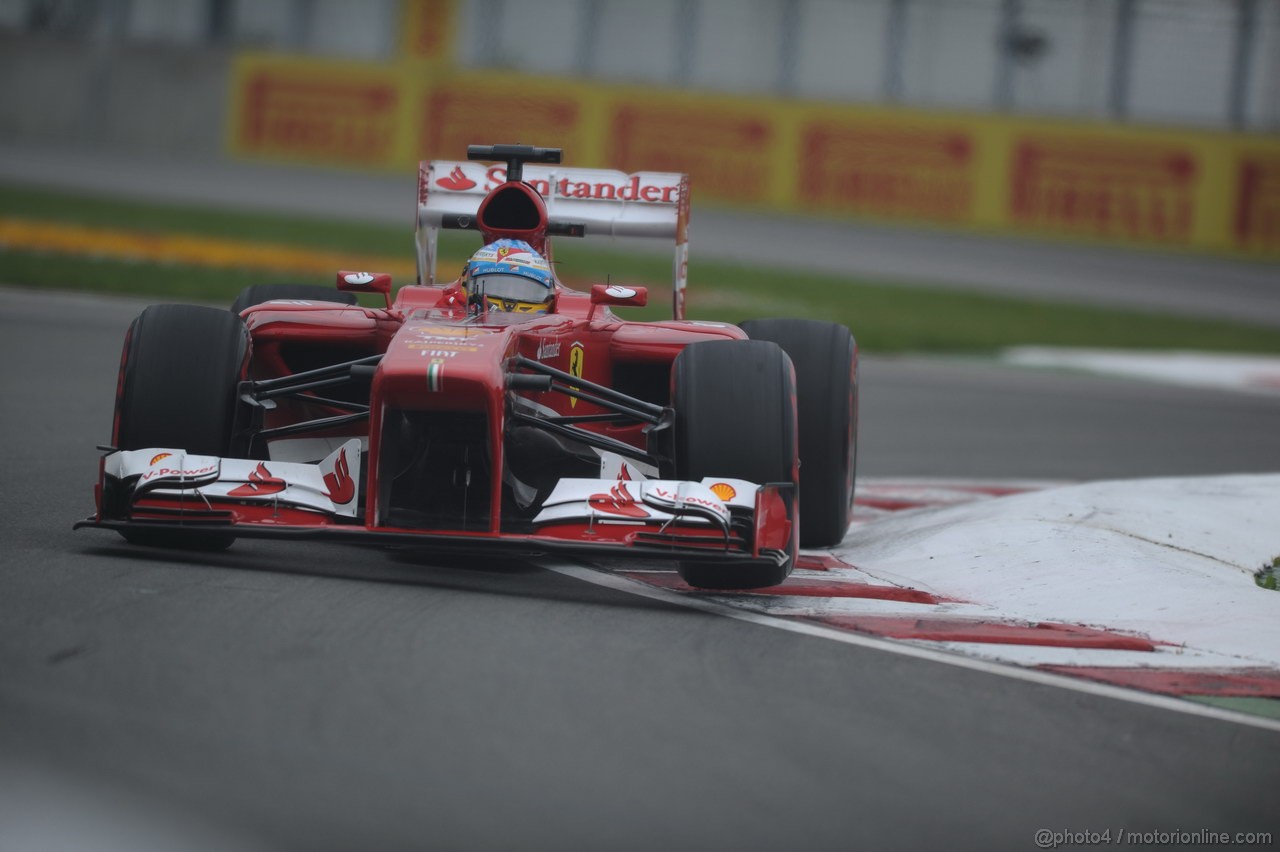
[248,354,382,394]
[509,356,666,420]
[509,410,653,463]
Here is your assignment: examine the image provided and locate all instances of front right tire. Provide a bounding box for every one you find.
[112,304,249,550]
[669,340,798,590]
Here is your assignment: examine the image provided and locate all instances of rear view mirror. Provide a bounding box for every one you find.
[590,284,648,308]
[337,271,392,308]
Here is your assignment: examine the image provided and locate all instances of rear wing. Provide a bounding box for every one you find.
[415,161,691,319]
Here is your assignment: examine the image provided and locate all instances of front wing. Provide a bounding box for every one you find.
[76,443,795,569]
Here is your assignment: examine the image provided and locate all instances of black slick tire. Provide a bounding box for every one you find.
[670,340,798,590]
[112,304,249,550]
[740,318,857,547]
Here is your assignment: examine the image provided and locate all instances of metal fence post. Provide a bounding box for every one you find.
[883,0,908,103]
[206,0,231,43]
[674,0,699,86]
[574,0,601,76]
[287,0,313,50]
[84,0,127,143]
[1108,0,1135,120]
[994,0,1021,110]
[1229,0,1258,130]
[473,0,502,65]
[777,0,800,96]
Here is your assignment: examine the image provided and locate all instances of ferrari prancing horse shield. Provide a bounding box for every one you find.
[568,342,584,408]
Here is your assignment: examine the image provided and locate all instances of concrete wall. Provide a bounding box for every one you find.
[0,32,229,156]
[452,0,1279,132]
[2,0,1276,159]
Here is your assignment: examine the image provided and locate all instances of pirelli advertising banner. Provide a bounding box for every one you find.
[788,106,996,227]
[228,54,1280,258]
[413,72,604,165]
[227,54,417,168]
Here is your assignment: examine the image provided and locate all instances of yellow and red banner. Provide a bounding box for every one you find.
[1234,148,1280,252]
[415,73,598,162]
[228,55,417,167]
[604,90,778,206]
[227,51,1280,259]
[792,108,982,225]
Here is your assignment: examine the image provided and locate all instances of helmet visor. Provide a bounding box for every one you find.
[471,273,551,307]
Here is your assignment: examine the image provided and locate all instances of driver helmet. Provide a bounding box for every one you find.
[463,239,554,314]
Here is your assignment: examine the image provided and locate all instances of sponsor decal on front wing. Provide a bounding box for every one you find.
[641,483,731,526]
[320,443,359,512]
[118,449,222,491]
[227,462,287,497]
[104,440,362,518]
[587,481,650,518]
[533,478,757,528]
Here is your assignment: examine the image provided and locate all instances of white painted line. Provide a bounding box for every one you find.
[544,560,1280,733]
[797,566,930,585]
[549,474,1280,729]
[911,642,1264,669]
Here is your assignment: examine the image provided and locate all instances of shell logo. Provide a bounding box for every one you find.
[710,482,737,501]
[149,453,172,466]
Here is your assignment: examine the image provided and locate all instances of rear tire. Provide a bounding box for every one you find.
[740,318,857,547]
[231,283,357,315]
[113,304,249,550]
[670,340,798,590]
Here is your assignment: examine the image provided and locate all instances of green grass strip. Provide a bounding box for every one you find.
[4,182,1280,354]
[1183,695,1280,722]
[0,183,412,258]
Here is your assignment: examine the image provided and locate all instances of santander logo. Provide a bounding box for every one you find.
[228,462,287,498]
[324,448,356,505]
[437,166,477,191]
[477,166,678,203]
[588,481,650,518]
[430,162,679,203]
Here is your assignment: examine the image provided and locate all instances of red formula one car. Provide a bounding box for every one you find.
[76,145,857,589]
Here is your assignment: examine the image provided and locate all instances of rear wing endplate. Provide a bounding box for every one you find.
[416,161,690,319]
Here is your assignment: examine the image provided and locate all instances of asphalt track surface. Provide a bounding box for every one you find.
[2,288,1278,851]
[3,141,1280,327]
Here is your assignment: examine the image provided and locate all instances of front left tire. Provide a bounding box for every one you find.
[740,318,857,547]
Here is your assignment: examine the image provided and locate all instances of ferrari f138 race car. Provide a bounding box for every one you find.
[76,144,857,590]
